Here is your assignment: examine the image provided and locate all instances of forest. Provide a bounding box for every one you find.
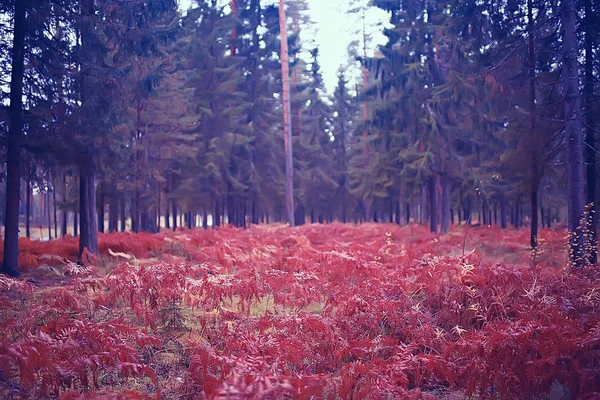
[0,0,599,398]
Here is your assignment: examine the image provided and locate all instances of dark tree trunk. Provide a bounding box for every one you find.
[562,0,586,266]
[541,206,545,228]
[97,192,105,233]
[584,0,596,263]
[395,201,401,225]
[405,202,410,225]
[527,0,540,251]
[119,195,126,232]
[441,174,450,234]
[74,211,78,237]
[78,0,99,261]
[61,174,68,237]
[25,176,31,238]
[451,208,455,225]
[494,206,498,226]
[429,175,439,233]
[547,207,552,228]
[78,164,98,259]
[53,187,58,239]
[531,191,538,248]
[171,201,178,230]
[203,205,208,229]
[1,0,26,276]
[108,196,119,233]
[47,192,52,240]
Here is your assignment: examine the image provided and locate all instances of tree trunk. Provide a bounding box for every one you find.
[25,176,31,238]
[547,207,552,228]
[79,164,98,259]
[73,211,78,237]
[61,173,68,237]
[1,0,26,276]
[429,175,439,233]
[528,0,540,251]
[46,192,51,240]
[441,174,451,234]
[171,201,177,230]
[108,195,118,233]
[97,192,105,233]
[584,0,596,263]
[562,0,586,267]
[405,201,410,225]
[279,0,295,226]
[53,187,58,239]
[119,195,126,232]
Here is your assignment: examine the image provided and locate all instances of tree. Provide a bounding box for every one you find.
[562,0,586,267]
[1,0,26,277]
[279,0,295,226]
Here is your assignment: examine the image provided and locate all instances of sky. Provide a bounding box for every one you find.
[177,0,389,93]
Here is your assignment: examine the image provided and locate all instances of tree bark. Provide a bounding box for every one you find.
[108,195,118,233]
[61,173,68,237]
[78,164,98,258]
[528,0,540,251]
[429,175,439,233]
[584,0,596,263]
[119,195,126,232]
[25,176,31,238]
[562,0,586,267]
[279,0,295,226]
[1,0,26,276]
[97,192,105,233]
[441,174,451,234]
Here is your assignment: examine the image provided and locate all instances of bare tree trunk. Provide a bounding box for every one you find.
[61,173,68,237]
[1,0,26,276]
[79,163,98,258]
[441,174,451,234]
[584,0,597,263]
[97,192,105,233]
[279,0,295,226]
[429,175,439,233]
[528,0,539,250]
[562,0,586,267]
[25,176,31,238]
[108,195,119,233]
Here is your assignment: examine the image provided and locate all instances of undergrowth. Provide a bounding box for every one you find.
[0,224,598,399]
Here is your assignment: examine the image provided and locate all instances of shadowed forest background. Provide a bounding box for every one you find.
[0,0,599,398]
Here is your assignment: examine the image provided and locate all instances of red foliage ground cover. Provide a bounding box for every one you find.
[0,224,598,399]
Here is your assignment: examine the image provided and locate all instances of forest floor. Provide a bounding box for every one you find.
[0,224,598,399]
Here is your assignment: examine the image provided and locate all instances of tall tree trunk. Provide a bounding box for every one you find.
[78,0,98,260]
[405,201,410,225]
[584,0,596,263]
[73,211,78,237]
[79,164,98,258]
[531,190,538,248]
[108,195,119,233]
[279,0,295,226]
[47,191,52,240]
[528,0,539,251]
[53,187,58,239]
[25,176,31,239]
[441,174,451,234]
[562,0,586,267]
[97,192,105,233]
[1,0,26,276]
[119,195,126,232]
[171,201,177,230]
[429,175,439,233]
[61,173,68,237]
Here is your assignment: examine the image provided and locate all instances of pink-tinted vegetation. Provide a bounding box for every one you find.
[0,224,598,399]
